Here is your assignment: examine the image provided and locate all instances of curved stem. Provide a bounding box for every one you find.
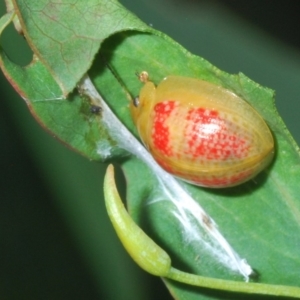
[167,267,300,298]
[104,164,300,299]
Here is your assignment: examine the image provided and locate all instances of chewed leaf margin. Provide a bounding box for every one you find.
[11,0,151,96]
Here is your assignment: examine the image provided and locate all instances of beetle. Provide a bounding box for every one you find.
[130,75,274,188]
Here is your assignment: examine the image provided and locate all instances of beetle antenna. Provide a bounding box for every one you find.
[100,54,135,103]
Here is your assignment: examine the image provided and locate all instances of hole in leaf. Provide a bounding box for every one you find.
[1,23,33,66]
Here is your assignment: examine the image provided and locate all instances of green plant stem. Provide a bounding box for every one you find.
[167,267,300,298]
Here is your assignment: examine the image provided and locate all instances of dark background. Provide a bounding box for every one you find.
[1,1,300,299]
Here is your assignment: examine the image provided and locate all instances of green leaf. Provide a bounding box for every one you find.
[12,0,149,95]
[1,1,300,299]
[104,164,300,299]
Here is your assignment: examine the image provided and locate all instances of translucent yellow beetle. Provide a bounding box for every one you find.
[130,74,274,188]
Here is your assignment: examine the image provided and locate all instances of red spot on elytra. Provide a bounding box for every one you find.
[152,101,177,156]
[185,108,249,160]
